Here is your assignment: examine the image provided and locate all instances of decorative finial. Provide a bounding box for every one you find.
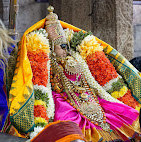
[47,5,54,13]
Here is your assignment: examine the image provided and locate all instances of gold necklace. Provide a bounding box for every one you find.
[50,53,110,131]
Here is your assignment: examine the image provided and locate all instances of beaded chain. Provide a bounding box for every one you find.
[50,53,110,131]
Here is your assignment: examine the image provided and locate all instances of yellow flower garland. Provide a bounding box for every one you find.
[26,32,50,53]
[34,100,47,109]
[34,117,48,125]
[77,35,103,60]
[111,86,128,99]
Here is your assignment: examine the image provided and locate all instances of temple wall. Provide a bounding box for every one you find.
[0,0,137,60]
[115,0,133,60]
[50,0,92,31]
[90,0,117,51]
[16,0,49,37]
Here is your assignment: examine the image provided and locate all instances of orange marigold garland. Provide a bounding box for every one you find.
[86,51,118,86]
[118,90,139,109]
[34,105,49,122]
[27,49,49,87]
[74,34,140,110]
[86,51,139,109]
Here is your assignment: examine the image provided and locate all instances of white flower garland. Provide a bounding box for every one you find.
[71,50,123,104]
[35,28,48,38]
[47,57,50,86]
[46,83,55,119]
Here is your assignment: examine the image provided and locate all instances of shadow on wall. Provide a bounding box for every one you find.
[16,0,49,38]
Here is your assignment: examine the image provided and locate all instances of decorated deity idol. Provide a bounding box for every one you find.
[44,6,140,142]
[1,6,141,142]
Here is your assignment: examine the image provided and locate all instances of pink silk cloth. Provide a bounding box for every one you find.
[52,68,140,141]
[53,91,138,130]
[53,91,140,141]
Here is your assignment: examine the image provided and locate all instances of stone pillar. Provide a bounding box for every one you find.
[91,0,133,60]
[115,0,133,60]
[133,4,141,57]
[91,0,117,49]
[50,0,133,60]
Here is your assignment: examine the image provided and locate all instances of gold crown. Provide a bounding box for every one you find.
[46,5,58,21]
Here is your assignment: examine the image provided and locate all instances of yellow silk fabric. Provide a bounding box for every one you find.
[82,118,140,142]
[9,19,46,133]
[9,19,46,115]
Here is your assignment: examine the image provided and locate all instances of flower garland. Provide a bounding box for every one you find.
[111,86,128,99]
[34,84,54,120]
[73,34,140,110]
[118,90,140,110]
[86,51,118,86]
[103,74,122,91]
[26,29,55,139]
[70,31,92,51]
[26,28,50,53]
[71,50,122,104]
[27,50,49,86]
[77,35,103,60]
[86,51,139,109]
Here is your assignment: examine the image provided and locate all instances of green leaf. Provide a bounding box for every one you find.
[70,31,92,51]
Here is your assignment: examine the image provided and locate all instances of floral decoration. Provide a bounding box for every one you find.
[26,29,54,139]
[70,31,92,51]
[118,90,139,109]
[64,28,74,42]
[34,117,48,127]
[26,28,50,53]
[77,35,103,60]
[86,51,118,86]
[71,33,140,110]
[27,50,49,87]
[34,105,49,121]
[71,50,122,104]
[34,100,47,109]
[34,84,55,120]
[111,86,128,99]
[103,75,122,91]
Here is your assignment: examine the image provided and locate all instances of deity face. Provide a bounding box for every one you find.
[54,45,67,58]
